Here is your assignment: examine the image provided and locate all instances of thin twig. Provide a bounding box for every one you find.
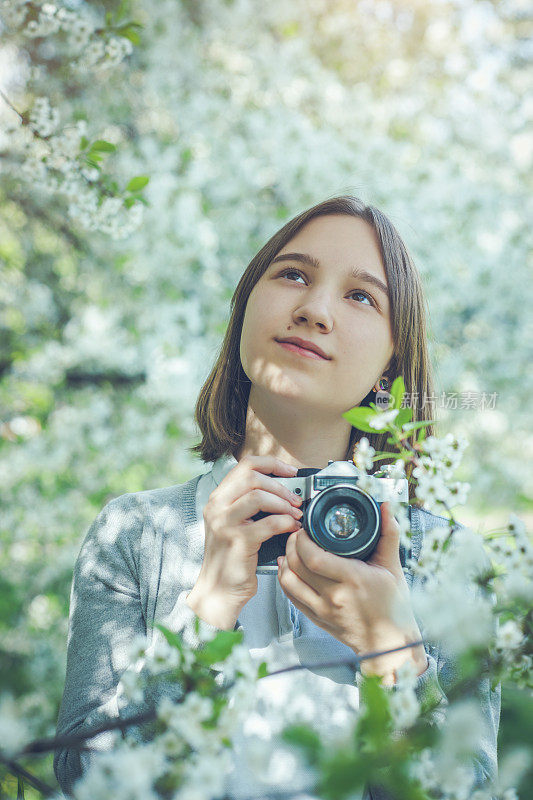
[20,708,156,756]
[15,639,425,760]
[1,757,56,796]
[265,639,424,678]
[0,87,23,119]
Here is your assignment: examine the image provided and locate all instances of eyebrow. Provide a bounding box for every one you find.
[269,252,389,300]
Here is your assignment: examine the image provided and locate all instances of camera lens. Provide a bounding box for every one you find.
[307,484,380,560]
[324,505,360,539]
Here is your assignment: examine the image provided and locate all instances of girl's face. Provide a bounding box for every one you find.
[240,214,394,419]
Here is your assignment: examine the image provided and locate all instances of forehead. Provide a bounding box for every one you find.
[276,214,387,282]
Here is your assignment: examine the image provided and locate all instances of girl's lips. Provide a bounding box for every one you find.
[277,340,328,360]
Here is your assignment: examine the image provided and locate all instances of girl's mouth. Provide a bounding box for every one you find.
[277,341,328,360]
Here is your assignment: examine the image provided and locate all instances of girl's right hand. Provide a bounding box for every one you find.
[185,454,304,630]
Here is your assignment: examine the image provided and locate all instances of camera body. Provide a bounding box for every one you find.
[254,460,409,574]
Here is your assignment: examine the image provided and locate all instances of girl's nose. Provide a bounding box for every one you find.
[292,299,334,332]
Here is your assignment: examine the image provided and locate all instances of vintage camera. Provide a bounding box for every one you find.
[254,460,409,574]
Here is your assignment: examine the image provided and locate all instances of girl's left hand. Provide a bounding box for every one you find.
[276,502,428,685]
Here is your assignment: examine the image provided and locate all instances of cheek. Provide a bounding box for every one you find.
[240,291,271,365]
[338,319,393,367]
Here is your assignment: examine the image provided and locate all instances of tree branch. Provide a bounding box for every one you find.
[11,639,425,761]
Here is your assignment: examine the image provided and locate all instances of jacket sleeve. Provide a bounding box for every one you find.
[53,492,223,797]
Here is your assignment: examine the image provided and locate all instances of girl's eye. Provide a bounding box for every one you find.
[280,269,306,283]
[348,290,373,307]
[278,268,375,307]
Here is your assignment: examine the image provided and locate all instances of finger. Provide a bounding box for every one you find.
[277,553,322,610]
[294,528,359,583]
[228,490,303,526]
[217,461,302,508]
[246,513,303,546]
[367,502,402,569]
[285,530,337,593]
[238,454,299,477]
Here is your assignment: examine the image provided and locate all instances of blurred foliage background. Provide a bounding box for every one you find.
[0,0,532,795]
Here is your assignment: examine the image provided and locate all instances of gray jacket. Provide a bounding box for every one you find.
[53,473,500,799]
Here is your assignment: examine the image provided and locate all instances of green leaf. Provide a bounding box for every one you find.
[342,406,380,434]
[17,775,25,800]
[395,406,413,427]
[357,674,393,748]
[119,26,141,45]
[196,629,243,667]
[390,376,406,410]
[281,724,323,763]
[280,21,300,38]
[115,0,131,23]
[257,661,269,679]
[382,765,431,800]
[181,147,193,166]
[89,140,117,153]
[79,136,89,150]
[372,450,411,464]
[417,425,428,443]
[152,622,185,654]
[115,21,144,30]
[402,420,435,432]
[115,21,143,45]
[126,175,150,192]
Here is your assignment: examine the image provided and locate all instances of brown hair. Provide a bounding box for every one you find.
[189,195,436,498]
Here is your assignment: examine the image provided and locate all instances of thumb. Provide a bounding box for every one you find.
[367,502,402,572]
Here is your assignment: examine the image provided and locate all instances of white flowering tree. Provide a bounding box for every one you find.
[0,0,532,798]
[2,387,531,799]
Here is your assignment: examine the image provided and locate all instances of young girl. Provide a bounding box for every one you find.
[54,196,499,800]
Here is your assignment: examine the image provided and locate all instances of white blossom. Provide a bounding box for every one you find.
[73,742,167,800]
[495,620,524,652]
[29,97,60,137]
[353,436,375,471]
[117,668,144,705]
[368,408,399,430]
[496,746,531,798]
[145,636,182,675]
[390,687,420,730]
[0,694,30,758]
[500,789,519,800]
[501,572,533,603]
[412,577,494,655]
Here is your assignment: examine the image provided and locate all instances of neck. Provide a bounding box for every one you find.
[235,386,354,469]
